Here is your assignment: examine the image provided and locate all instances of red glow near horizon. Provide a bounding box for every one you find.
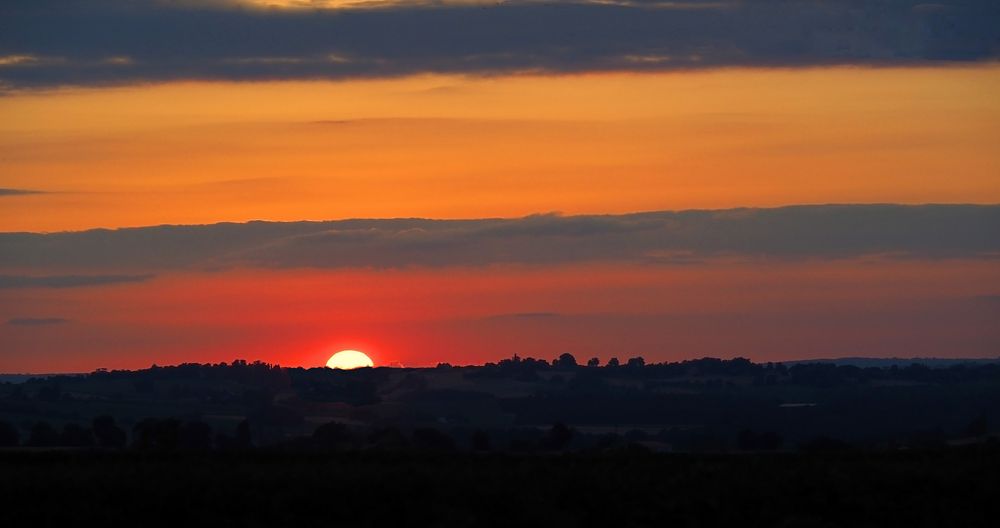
[2,259,997,373]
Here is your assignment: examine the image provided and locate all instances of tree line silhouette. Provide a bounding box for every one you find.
[2,355,998,453]
[3,356,1000,526]
[0,414,587,453]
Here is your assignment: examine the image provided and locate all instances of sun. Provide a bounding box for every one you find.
[326,349,374,370]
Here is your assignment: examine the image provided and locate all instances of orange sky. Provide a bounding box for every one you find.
[2,66,999,372]
[2,66,998,232]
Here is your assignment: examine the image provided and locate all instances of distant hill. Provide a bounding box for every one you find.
[0,374,82,384]
[6,358,1000,379]
[2,356,1000,453]
[783,357,1000,368]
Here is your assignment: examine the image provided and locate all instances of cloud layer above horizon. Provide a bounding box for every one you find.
[1,205,997,278]
[2,0,998,88]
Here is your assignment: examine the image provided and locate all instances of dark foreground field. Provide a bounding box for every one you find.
[3,447,997,527]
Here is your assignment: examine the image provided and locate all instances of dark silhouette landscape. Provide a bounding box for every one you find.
[3,2,999,525]
[2,356,999,525]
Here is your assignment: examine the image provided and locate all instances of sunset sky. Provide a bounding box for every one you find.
[1,0,998,372]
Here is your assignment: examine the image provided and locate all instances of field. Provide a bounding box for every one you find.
[3,447,998,527]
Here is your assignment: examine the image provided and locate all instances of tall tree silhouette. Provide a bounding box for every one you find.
[471,429,492,451]
[541,423,574,450]
[179,420,213,450]
[132,418,181,450]
[313,421,354,450]
[27,422,59,447]
[554,353,578,368]
[92,415,127,448]
[0,421,18,447]
[59,424,95,447]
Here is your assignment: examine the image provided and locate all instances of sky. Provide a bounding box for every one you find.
[1,0,999,372]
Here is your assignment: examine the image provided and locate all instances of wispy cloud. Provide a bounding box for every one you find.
[969,294,1000,307]
[0,274,155,289]
[0,188,44,196]
[1,205,997,272]
[1,1,997,88]
[487,312,561,320]
[7,317,69,325]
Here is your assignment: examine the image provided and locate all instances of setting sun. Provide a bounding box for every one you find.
[326,350,374,370]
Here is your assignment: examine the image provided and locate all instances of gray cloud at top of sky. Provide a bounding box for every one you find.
[0,205,996,273]
[1,1,998,89]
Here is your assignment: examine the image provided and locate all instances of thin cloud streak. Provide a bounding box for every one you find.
[0,188,44,196]
[486,312,562,320]
[7,317,69,326]
[0,274,155,289]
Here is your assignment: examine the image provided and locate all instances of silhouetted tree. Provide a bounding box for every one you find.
[242,388,274,408]
[133,418,181,450]
[554,353,578,368]
[92,415,127,448]
[36,384,61,402]
[624,429,649,442]
[411,428,456,451]
[541,422,574,450]
[248,405,305,445]
[626,357,646,368]
[179,420,213,450]
[758,431,783,450]
[216,420,254,451]
[471,429,491,451]
[606,357,620,367]
[595,432,624,450]
[737,429,756,451]
[368,427,408,450]
[27,421,59,447]
[587,357,600,367]
[799,436,852,452]
[0,420,18,446]
[313,421,353,449]
[133,379,155,394]
[7,385,26,400]
[906,427,947,449]
[737,429,783,451]
[964,414,989,437]
[235,419,253,449]
[59,423,95,447]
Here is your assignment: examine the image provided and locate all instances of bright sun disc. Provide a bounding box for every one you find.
[326,349,374,370]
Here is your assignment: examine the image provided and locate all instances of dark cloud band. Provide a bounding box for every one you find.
[1,1,998,89]
[1,205,997,272]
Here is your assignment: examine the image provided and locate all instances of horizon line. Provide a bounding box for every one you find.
[5,355,1000,377]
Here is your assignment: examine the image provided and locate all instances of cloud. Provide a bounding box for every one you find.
[7,317,69,325]
[1,0,998,88]
[0,205,997,272]
[0,188,44,196]
[487,312,561,319]
[969,294,1000,307]
[0,274,155,288]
